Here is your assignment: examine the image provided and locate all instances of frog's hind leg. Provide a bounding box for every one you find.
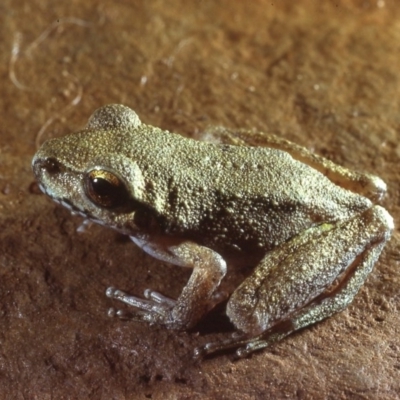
[196,205,393,358]
[231,241,387,358]
[199,126,386,202]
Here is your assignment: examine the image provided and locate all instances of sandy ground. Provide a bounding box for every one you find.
[0,1,399,399]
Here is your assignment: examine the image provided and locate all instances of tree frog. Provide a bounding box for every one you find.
[32,104,393,357]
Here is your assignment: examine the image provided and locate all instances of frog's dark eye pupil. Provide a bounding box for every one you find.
[91,177,115,196]
[84,169,129,208]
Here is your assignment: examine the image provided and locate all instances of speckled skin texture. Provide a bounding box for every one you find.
[32,104,393,356]
[2,1,400,397]
[34,105,376,251]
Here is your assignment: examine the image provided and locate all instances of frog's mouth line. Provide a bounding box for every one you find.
[37,181,134,234]
[38,182,97,221]
[38,187,117,234]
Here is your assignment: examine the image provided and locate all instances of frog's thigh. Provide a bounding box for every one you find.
[288,241,386,331]
[228,238,389,357]
[227,205,393,337]
[118,236,227,329]
[200,126,386,201]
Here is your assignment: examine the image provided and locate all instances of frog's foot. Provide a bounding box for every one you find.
[106,286,227,328]
[106,239,227,330]
[106,287,177,325]
[194,330,290,359]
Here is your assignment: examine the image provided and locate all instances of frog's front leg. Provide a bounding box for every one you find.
[106,236,227,330]
[197,205,393,357]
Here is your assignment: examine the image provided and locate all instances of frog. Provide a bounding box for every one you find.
[32,104,394,357]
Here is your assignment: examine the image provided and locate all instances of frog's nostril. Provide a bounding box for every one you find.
[34,157,61,174]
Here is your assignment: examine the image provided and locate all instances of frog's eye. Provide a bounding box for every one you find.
[84,169,130,209]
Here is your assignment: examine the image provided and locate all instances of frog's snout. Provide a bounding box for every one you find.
[32,155,62,180]
[32,153,73,201]
[32,149,66,200]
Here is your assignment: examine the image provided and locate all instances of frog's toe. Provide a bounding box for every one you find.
[234,333,287,358]
[107,306,154,322]
[105,286,119,299]
[106,286,171,314]
[105,286,181,328]
[194,330,291,359]
[194,331,249,359]
[107,307,139,319]
[143,289,177,307]
[107,306,131,319]
[107,306,117,317]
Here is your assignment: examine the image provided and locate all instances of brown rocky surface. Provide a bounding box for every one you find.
[0,1,399,399]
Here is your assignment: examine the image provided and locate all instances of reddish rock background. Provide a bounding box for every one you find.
[0,1,399,399]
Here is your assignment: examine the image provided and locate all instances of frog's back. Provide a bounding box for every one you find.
[128,127,372,256]
[32,105,374,260]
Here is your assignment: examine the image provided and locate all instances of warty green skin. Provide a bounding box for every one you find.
[32,104,394,357]
[33,107,371,257]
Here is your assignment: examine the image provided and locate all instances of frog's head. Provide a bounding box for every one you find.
[32,104,147,234]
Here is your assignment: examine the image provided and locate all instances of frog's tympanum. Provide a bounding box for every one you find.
[32,104,393,357]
